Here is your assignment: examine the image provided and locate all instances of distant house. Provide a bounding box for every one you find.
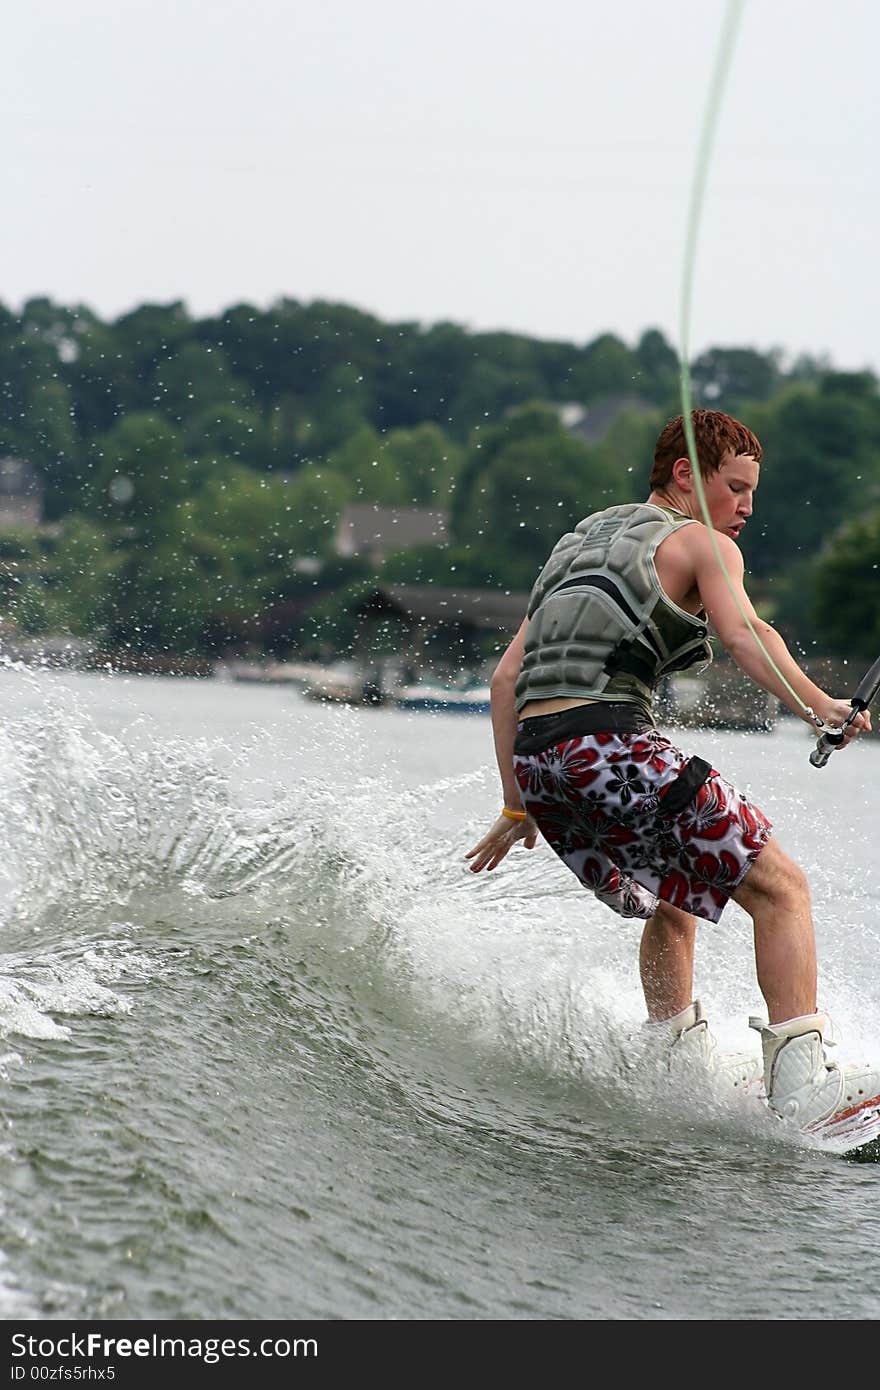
[0,457,43,530]
[348,583,528,673]
[335,505,448,566]
[557,395,655,445]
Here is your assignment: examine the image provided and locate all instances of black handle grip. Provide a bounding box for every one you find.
[853,654,880,710]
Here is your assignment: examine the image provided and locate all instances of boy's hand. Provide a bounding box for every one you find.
[465,814,538,872]
[817,698,872,746]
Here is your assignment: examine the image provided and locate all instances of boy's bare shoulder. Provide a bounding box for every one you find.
[670,521,743,569]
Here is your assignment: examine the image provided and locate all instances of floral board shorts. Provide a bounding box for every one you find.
[513,727,773,924]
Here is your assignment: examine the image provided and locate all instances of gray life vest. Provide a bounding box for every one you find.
[514,502,713,714]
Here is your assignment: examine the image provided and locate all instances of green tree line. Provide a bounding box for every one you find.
[0,295,878,661]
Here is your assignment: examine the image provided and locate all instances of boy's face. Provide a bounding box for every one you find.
[700,451,759,541]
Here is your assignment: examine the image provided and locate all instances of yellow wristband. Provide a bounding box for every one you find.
[501,807,527,822]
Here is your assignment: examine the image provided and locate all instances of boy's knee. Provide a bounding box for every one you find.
[770,848,808,901]
[738,841,809,911]
[650,900,696,936]
[783,857,809,899]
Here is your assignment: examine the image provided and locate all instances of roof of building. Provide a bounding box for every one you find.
[336,505,448,550]
[350,584,528,631]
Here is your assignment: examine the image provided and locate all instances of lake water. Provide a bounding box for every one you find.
[0,666,878,1320]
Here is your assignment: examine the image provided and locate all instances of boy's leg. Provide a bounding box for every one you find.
[730,837,817,1024]
[639,901,697,1021]
[639,905,762,1089]
[733,838,880,1135]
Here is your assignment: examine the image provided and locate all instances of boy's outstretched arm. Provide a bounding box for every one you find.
[465,619,538,872]
[693,530,871,740]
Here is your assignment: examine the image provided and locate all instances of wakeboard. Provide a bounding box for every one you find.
[805,1093,880,1163]
[718,1051,880,1161]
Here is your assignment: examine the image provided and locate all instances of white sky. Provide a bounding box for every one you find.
[4,0,878,370]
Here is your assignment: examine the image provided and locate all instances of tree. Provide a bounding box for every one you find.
[407,321,475,423]
[150,341,248,428]
[107,526,236,654]
[200,298,386,412]
[0,530,42,629]
[277,468,351,556]
[0,309,66,461]
[2,288,878,662]
[812,508,880,660]
[190,466,298,581]
[377,423,462,506]
[183,403,270,469]
[635,329,680,403]
[742,377,880,578]
[265,392,310,470]
[571,333,640,401]
[149,466,351,652]
[448,359,544,440]
[328,425,406,505]
[589,406,663,502]
[189,461,349,583]
[112,301,191,400]
[691,346,783,409]
[23,378,83,518]
[452,404,620,589]
[68,313,139,436]
[40,516,123,636]
[87,413,192,532]
[302,362,373,457]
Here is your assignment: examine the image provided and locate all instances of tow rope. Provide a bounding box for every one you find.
[678,0,824,731]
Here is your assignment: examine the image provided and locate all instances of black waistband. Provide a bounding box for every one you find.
[513,702,654,754]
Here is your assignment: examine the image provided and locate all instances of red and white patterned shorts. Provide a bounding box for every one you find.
[513,730,772,923]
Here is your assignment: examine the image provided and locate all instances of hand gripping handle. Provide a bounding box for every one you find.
[810,652,880,769]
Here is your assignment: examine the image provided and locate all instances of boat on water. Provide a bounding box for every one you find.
[301,660,385,705]
[394,680,491,714]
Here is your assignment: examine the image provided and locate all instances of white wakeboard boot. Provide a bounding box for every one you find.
[650,1001,762,1094]
[750,1012,880,1149]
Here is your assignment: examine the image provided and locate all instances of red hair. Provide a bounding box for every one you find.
[651,409,762,488]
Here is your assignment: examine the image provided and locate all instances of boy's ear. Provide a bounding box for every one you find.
[671,456,694,491]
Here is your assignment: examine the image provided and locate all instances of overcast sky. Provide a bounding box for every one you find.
[5,1,878,370]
